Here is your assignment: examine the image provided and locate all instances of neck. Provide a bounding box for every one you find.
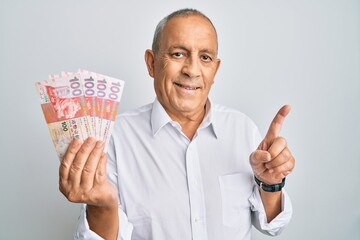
[167,106,206,140]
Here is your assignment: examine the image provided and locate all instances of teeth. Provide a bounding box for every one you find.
[175,83,198,90]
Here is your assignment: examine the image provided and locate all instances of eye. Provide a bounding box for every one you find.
[171,52,185,58]
[201,55,212,62]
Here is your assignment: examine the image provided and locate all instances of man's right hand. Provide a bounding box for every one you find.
[59,137,119,239]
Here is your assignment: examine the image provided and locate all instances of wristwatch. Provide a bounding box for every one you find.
[254,176,285,192]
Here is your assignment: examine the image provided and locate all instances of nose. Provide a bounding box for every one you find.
[181,55,200,79]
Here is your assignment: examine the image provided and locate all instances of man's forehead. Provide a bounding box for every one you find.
[160,15,218,51]
[164,15,215,34]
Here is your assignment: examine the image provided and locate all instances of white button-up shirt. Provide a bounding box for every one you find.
[75,99,292,240]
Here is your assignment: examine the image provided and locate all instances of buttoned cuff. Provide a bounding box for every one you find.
[249,186,293,236]
[74,204,133,240]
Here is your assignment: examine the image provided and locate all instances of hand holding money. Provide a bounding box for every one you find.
[59,138,119,239]
[59,138,117,205]
[36,69,123,238]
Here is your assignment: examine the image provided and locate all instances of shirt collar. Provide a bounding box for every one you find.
[151,98,173,136]
[198,98,218,139]
[151,98,218,138]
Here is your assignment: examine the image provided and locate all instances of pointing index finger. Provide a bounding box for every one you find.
[264,105,291,141]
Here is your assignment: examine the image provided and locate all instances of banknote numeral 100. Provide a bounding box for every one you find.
[84,77,95,96]
[62,121,68,132]
[97,79,107,98]
[109,81,121,100]
[69,77,82,96]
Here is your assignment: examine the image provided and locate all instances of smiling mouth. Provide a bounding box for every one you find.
[174,82,200,90]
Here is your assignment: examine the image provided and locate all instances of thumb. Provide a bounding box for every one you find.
[250,150,272,165]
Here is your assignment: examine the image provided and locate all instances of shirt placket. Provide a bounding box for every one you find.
[186,139,208,240]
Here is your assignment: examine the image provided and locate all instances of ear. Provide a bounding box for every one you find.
[145,49,155,78]
[211,58,221,84]
[214,58,221,76]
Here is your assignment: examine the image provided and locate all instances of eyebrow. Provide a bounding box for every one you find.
[199,49,217,56]
[168,45,188,52]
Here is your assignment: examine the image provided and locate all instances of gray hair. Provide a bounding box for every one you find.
[151,8,218,56]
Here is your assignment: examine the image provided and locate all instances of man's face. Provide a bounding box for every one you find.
[146,15,220,120]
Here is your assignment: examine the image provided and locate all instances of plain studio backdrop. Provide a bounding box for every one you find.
[1,0,359,239]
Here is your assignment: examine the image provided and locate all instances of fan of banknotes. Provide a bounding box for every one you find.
[35,69,125,160]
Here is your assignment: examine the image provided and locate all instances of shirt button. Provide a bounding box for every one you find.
[193,179,198,186]
[194,217,200,223]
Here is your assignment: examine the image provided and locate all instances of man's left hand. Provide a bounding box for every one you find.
[250,105,295,185]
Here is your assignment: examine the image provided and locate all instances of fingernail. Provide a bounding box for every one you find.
[72,138,82,146]
[265,152,272,161]
[86,137,96,144]
[96,141,104,148]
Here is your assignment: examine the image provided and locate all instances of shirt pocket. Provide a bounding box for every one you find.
[130,216,153,239]
[218,173,254,228]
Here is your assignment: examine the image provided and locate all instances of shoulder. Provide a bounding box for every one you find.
[213,104,246,115]
[211,103,262,146]
[212,103,257,128]
[113,103,153,132]
[116,103,152,120]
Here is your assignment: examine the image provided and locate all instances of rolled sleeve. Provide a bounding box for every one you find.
[249,186,293,236]
[74,204,133,240]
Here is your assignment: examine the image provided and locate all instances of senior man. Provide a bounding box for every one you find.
[60,8,295,240]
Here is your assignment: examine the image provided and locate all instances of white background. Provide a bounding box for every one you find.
[0,0,359,239]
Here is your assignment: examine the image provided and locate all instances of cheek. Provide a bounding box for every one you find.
[203,70,216,87]
[153,74,172,99]
[155,58,179,78]
[162,57,170,70]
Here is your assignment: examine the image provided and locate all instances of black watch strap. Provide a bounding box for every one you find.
[254,176,285,192]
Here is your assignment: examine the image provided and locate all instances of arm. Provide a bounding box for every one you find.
[59,138,119,239]
[250,105,295,222]
[87,204,119,239]
[257,189,282,222]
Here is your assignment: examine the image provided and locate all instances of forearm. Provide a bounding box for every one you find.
[258,187,282,223]
[87,204,119,240]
